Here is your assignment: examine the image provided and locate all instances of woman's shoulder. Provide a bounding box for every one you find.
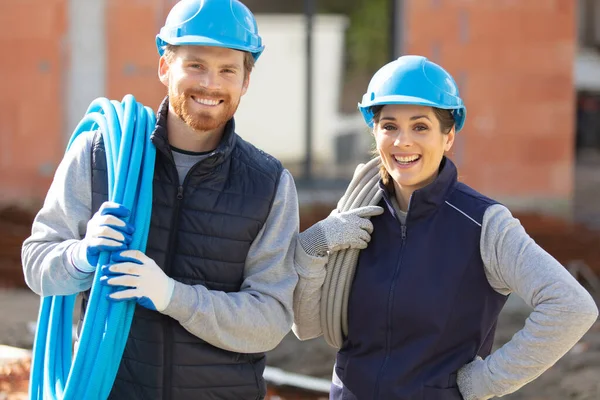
[445,182,503,225]
[451,181,498,205]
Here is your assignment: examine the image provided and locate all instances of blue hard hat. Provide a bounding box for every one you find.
[156,0,265,61]
[358,55,466,132]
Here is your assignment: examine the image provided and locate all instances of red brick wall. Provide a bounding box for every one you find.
[0,0,67,204]
[106,1,170,112]
[0,0,168,205]
[405,0,576,209]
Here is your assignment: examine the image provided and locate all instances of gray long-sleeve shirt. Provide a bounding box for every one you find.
[292,201,599,399]
[22,130,300,353]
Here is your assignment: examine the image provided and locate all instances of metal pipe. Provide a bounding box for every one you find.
[303,0,315,181]
[390,0,404,59]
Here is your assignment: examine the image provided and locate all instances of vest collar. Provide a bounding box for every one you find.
[150,96,237,170]
[380,156,458,222]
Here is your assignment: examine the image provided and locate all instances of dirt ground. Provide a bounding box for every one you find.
[0,288,598,399]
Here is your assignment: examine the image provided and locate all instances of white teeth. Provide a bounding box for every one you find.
[394,155,420,163]
[193,97,220,106]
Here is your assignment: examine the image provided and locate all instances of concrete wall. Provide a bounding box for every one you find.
[66,0,106,141]
[235,15,348,170]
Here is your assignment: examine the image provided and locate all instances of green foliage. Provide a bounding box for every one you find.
[320,0,391,73]
[347,0,390,71]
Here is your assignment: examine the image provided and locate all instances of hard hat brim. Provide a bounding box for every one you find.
[156,35,264,60]
[358,95,466,131]
[359,95,461,110]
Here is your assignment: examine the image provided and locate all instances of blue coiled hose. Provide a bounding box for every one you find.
[29,95,157,400]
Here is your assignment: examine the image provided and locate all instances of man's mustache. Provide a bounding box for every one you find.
[184,88,229,101]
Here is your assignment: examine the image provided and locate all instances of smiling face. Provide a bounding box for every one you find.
[373,104,455,205]
[158,45,249,133]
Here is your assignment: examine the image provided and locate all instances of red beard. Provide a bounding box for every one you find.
[170,87,240,132]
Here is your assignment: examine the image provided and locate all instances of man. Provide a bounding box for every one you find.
[21,0,299,398]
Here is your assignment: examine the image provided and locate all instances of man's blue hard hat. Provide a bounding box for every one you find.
[156,0,265,61]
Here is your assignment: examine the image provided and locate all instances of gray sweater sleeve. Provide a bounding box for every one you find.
[291,239,329,340]
[162,170,300,353]
[21,131,96,297]
[22,134,299,353]
[457,204,599,400]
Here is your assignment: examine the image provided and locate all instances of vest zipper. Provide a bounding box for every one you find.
[163,164,199,400]
[373,200,410,399]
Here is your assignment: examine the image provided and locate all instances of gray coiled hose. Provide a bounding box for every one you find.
[321,157,383,348]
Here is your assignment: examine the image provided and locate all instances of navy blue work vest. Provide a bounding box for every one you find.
[332,157,508,400]
[83,97,283,400]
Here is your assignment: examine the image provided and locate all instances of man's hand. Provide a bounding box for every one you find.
[70,202,134,273]
[101,250,175,312]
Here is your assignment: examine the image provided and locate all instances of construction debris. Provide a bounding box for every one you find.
[515,212,600,277]
[1,205,599,290]
[0,206,35,289]
[0,346,31,400]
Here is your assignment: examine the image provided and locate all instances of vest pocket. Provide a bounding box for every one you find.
[247,353,266,400]
[334,351,348,380]
[422,386,463,400]
[423,372,462,399]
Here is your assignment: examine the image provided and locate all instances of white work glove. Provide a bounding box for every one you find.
[298,205,384,257]
[101,250,175,312]
[69,201,134,273]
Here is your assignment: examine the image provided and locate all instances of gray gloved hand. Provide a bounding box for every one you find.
[299,205,384,257]
[457,356,486,400]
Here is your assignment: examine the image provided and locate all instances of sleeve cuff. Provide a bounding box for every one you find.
[162,280,199,323]
[64,241,96,280]
[457,356,494,400]
[294,239,328,279]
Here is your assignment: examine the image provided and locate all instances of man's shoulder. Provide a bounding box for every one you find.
[67,130,98,151]
[233,134,284,179]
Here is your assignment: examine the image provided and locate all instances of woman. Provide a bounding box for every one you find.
[292,55,598,400]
